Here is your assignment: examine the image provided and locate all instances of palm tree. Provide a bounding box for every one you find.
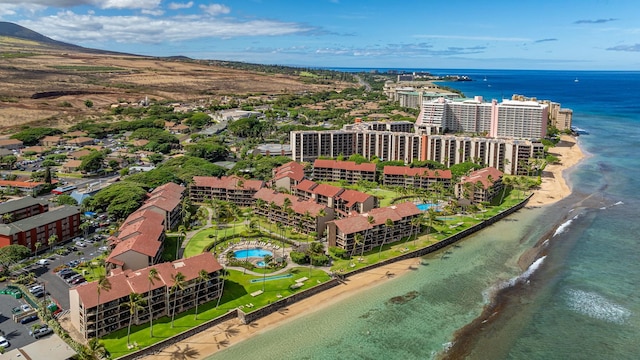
[79,221,91,239]
[1,212,13,224]
[95,275,111,338]
[170,272,186,328]
[86,338,106,360]
[409,216,422,246]
[47,234,58,250]
[194,269,210,320]
[215,268,226,309]
[122,292,146,347]
[146,267,159,337]
[362,215,375,259]
[351,233,364,262]
[378,219,393,259]
[176,225,186,260]
[34,241,42,257]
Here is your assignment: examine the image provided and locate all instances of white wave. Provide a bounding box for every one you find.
[600,207,607,210]
[554,214,580,237]
[566,289,631,325]
[542,239,549,247]
[483,256,547,303]
[613,201,624,206]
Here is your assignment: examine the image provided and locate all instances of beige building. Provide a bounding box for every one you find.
[70,253,223,339]
[312,159,377,184]
[382,166,452,190]
[190,175,265,206]
[455,167,504,203]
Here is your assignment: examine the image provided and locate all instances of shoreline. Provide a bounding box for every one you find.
[140,135,586,360]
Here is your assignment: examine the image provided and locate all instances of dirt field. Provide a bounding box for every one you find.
[0,38,347,133]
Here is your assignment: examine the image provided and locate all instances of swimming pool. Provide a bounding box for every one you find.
[417,203,438,211]
[234,248,273,259]
[249,273,293,283]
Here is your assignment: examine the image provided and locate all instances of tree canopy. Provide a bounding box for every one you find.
[86,182,148,219]
[10,127,62,146]
[0,245,31,274]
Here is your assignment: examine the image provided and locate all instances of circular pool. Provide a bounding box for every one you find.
[234,248,273,259]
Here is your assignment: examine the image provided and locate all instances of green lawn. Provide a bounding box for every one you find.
[101,267,330,358]
[183,223,247,258]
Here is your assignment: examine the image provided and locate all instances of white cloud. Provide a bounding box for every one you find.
[414,34,530,42]
[17,10,315,44]
[199,3,230,16]
[0,0,160,10]
[168,1,193,10]
[141,8,164,16]
[98,0,161,10]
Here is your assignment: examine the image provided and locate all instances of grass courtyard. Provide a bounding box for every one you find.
[102,267,331,358]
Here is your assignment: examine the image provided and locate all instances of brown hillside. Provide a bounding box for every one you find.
[0,38,347,132]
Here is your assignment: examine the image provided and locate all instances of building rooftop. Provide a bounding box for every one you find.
[313,159,376,172]
[383,166,452,179]
[0,206,80,236]
[192,175,265,191]
[460,167,503,189]
[0,197,46,214]
[331,202,420,235]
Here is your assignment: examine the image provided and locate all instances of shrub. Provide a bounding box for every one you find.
[310,254,330,266]
[289,250,308,264]
[329,246,349,260]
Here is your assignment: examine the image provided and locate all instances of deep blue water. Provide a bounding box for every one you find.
[209,70,640,359]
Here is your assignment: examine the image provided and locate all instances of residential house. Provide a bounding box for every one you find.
[70,252,223,339]
[0,139,23,150]
[62,160,83,173]
[68,149,93,160]
[40,135,63,147]
[66,137,95,148]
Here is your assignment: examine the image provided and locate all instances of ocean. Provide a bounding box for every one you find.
[208,70,640,360]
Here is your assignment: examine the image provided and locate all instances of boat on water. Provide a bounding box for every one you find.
[571,126,589,135]
[483,76,487,82]
[574,77,579,83]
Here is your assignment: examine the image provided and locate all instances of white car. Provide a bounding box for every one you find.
[37,259,49,265]
[0,336,10,349]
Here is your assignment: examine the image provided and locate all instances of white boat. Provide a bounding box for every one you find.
[574,77,579,83]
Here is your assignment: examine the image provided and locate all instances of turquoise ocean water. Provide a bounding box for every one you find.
[208,70,640,359]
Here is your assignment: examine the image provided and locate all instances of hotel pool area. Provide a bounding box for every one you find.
[417,203,438,211]
[234,248,273,259]
[249,273,293,283]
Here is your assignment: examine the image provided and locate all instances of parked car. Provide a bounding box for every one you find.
[75,241,86,248]
[66,274,83,283]
[37,259,49,265]
[70,277,86,285]
[61,271,78,280]
[20,315,38,324]
[32,289,45,298]
[20,304,31,312]
[29,285,44,293]
[30,326,53,339]
[0,336,9,348]
[67,245,77,252]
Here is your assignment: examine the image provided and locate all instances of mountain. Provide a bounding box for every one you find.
[0,21,128,55]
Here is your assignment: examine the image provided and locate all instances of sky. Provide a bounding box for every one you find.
[1,0,640,70]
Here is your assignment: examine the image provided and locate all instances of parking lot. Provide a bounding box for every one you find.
[0,290,41,350]
[20,240,106,311]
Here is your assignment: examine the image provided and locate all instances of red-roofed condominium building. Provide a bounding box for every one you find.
[312,159,377,184]
[455,167,504,203]
[382,166,452,190]
[272,161,307,192]
[70,252,224,339]
[190,175,265,207]
[106,209,166,271]
[294,180,377,218]
[138,182,186,230]
[326,202,422,254]
[253,188,335,237]
[0,204,81,254]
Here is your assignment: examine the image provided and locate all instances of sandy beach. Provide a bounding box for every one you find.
[528,134,585,207]
[142,259,420,360]
[141,135,585,360]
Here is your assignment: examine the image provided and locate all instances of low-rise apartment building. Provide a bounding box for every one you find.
[253,188,334,237]
[106,209,166,271]
[326,202,422,254]
[70,252,223,339]
[272,161,306,192]
[0,205,81,254]
[190,175,265,207]
[312,159,377,184]
[382,166,452,190]
[138,182,185,230]
[294,180,376,217]
[0,197,48,223]
[455,167,504,203]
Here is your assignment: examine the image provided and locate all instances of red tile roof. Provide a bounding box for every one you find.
[253,188,329,217]
[74,253,221,309]
[336,189,373,207]
[0,180,44,189]
[309,183,344,198]
[460,167,503,189]
[331,202,420,235]
[192,175,265,191]
[273,161,305,182]
[295,179,317,193]
[313,159,376,172]
[383,166,452,179]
